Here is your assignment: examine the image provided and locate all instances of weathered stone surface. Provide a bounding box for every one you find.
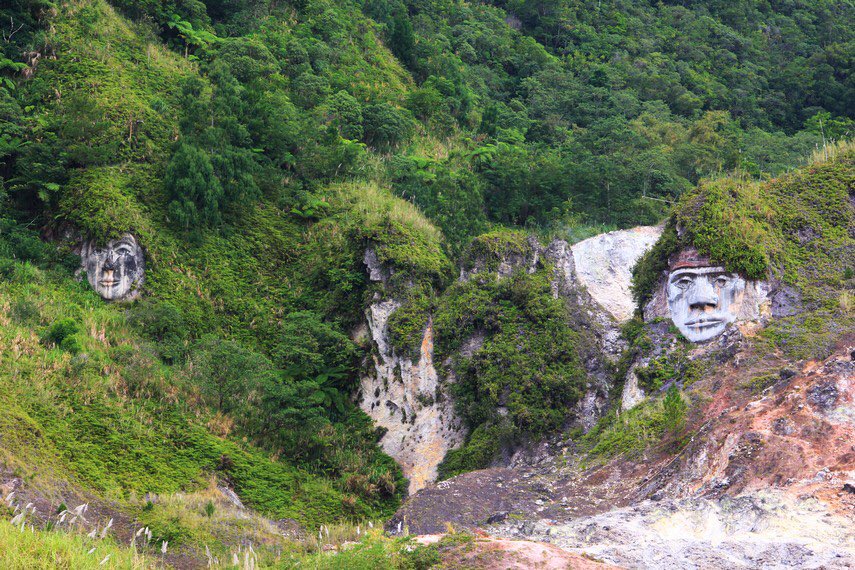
[358,226,669,489]
[806,380,839,411]
[570,226,662,323]
[620,364,646,411]
[412,534,620,570]
[79,234,145,301]
[363,247,391,284]
[500,492,855,570]
[392,344,855,568]
[357,298,465,495]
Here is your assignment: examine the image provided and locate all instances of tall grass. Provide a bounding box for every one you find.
[807,138,855,165]
[331,181,443,245]
[0,519,151,569]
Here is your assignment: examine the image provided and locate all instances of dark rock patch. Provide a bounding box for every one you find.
[770,284,802,318]
[806,381,839,411]
[772,418,795,436]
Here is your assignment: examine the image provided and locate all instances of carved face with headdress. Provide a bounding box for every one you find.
[80,234,145,301]
[666,249,746,342]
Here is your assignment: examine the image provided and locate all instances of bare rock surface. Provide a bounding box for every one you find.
[356,226,664,493]
[391,340,855,568]
[570,226,662,323]
[357,301,465,494]
[497,492,855,570]
[414,534,620,569]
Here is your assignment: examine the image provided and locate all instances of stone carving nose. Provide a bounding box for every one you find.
[688,279,718,309]
[103,251,116,271]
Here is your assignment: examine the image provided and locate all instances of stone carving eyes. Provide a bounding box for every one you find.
[94,246,133,257]
[674,277,694,290]
[715,276,729,287]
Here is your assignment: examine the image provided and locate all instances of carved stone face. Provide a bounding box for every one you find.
[81,234,144,301]
[667,266,746,342]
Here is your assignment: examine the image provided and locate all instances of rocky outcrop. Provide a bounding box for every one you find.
[571,226,662,323]
[545,228,661,426]
[358,226,665,491]
[357,249,465,495]
[390,342,855,568]
[500,491,855,569]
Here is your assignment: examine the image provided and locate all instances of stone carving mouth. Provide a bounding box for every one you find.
[99,278,118,287]
[685,317,723,328]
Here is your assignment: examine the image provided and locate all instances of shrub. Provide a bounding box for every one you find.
[59,335,83,355]
[582,388,688,460]
[361,103,414,152]
[438,423,512,480]
[43,318,80,347]
[191,336,277,416]
[325,91,364,140]
[10,299,39,324]
[127,300,189,363]
[165,142,224,231]
[635,350,700,393]
[434,265,588,477]
[662,384,687,433]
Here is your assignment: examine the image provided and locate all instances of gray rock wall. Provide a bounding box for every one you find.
[357,300,465,494]
[357,226,665,491]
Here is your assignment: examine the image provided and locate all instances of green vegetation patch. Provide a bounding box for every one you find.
[0,519,151,569]
[0,240,401,527]
[581,385,688,460]
[459,229,534,274]
[435,266,588,475]
[635,349,702,393]
[633,146,855,309]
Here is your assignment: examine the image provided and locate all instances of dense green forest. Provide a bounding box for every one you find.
[0,0,852,545]
[4,0,853,239]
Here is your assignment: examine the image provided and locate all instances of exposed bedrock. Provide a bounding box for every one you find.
[570,225,662,323]
[356,226,663,493]
[356,299,465,495]
[497,492,855,570]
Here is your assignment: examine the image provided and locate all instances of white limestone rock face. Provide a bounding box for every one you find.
[620,364,646,411]
[570,226,662,323]
[357,302,465,495]
[356,226,666,489]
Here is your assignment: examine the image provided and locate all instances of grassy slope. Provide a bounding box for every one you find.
[0,262,377,523]
[0,0,445,546]
[0,519,152,570]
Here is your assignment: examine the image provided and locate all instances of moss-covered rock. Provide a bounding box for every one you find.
[633,143,855,315]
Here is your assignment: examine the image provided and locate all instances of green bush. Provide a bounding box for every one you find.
[433,264,588,475]
[59,334,83,355]
[361,103,414,152]
[635,350,700,393]
[43,318,80,347]
[662,384,687,433]
[165,142,224,231]
[438,423,512,480]
[127,300,189,363]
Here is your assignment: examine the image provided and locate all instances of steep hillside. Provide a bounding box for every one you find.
[389,146,855,567]
[0,0,852,567]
